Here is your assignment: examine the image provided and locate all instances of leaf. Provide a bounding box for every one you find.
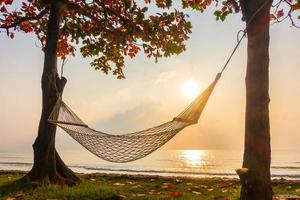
[113,182,126,186]
[291,2,300,11]
[162,182,173,189]
[276,9,284,18]
[192,191,202,195]
[189,185,200,191]
[170,191,183,197]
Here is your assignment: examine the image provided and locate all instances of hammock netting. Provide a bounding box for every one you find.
[48,75,220,163]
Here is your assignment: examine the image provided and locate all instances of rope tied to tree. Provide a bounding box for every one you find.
[47,1,270,163]
[219,0,269,75]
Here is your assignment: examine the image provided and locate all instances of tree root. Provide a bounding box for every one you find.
[21,149,80,186]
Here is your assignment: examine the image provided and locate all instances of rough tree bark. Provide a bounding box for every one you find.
[24,1,79,185]
[239,0,273,199]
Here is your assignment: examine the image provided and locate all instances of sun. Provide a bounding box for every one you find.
[181,79,200,100]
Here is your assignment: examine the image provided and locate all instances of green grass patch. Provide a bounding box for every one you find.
[0,172,300,199]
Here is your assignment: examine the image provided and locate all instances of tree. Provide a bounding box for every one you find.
[181,0,299,199]
[0,0,191,184]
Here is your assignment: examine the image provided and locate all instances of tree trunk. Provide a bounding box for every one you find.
[239,0,273,199]
[24,2,79,185]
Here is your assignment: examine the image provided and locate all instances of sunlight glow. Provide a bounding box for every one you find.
[180,150,206,168]
[181,79,200,100]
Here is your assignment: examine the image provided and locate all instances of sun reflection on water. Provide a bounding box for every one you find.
[180,150,206,168]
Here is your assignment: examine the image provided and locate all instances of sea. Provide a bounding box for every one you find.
[1,149,300,180]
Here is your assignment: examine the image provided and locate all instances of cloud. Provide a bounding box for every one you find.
[92,100,170,134]
[155,70,177,84]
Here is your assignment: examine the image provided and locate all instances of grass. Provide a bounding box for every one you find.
[1,172,300,200]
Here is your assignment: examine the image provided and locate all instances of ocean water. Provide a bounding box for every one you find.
[0,149,300,179]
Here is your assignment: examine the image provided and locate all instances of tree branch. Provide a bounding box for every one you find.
[64,1,126,35]
[0,7,50,30]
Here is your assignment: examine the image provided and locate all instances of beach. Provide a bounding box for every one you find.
[1,170,300,200]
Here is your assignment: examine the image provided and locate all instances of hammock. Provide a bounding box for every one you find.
[48,73,221,163]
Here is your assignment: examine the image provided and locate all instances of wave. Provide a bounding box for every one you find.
[0,162,32,166]
[1,162,300,179]
[272,166,300,170]
[70,165,237,177]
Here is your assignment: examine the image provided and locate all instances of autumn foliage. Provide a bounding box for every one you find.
[0,0,193,78]
[1,1,299,78]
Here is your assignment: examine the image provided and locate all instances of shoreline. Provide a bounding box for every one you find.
[1,169,300,184]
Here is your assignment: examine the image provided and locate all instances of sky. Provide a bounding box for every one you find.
[0,5,299,155]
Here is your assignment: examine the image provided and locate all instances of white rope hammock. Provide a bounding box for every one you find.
[48,74,220,163]
[46,0,269,163]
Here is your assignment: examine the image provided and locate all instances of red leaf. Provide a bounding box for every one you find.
[0,5,7,12]
[170,191,183,197]
[4,0,13,5]
[276,9,284,18]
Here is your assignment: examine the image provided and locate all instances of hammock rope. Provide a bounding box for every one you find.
[49,1,268,163]
[48,76,219,163]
